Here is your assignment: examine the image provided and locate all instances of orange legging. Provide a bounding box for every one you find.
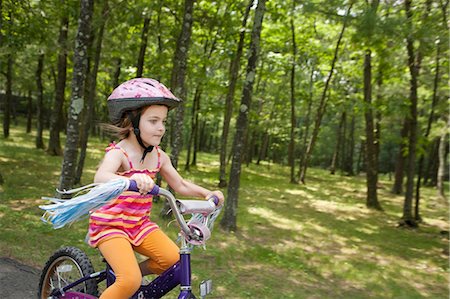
[97,229,179,299]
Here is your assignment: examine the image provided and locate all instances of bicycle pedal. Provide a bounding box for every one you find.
[199,279,212,297]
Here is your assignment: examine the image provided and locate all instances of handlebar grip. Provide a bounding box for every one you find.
[209,195,219,206]
[128,180,160,195]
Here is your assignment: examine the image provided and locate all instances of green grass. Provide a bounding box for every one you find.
[0,124,448,298]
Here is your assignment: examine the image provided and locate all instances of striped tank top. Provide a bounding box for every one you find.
[87,142,160,248]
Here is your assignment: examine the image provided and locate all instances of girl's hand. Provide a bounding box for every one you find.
[129,173,154,195]
[206,190,225,206]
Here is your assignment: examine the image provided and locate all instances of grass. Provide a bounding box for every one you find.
[0,124,449,298]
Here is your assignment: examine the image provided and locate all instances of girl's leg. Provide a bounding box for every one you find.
[134,229,179,275]
[98,237,142,299]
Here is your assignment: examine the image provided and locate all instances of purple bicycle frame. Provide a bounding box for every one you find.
[58,185,212,299]
[59,236,195,299]
[119,246,193,298]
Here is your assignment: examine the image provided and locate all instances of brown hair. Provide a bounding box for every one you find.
[100,116,132,140]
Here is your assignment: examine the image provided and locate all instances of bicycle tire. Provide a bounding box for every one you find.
[38,246,98,298]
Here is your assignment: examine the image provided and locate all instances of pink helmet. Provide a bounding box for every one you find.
[107,78,181,123]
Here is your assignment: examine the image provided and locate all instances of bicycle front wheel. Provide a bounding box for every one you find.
[38,246,98,298]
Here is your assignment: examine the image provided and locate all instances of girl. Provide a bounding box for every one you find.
[89,78,224,299]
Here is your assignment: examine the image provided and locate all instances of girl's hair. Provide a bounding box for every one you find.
[100,115,133,140]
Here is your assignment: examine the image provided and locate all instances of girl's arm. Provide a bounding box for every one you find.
[94,149,153,194]
[94,150,126,183]
[159,150,224,204]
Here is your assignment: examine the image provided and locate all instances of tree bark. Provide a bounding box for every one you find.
[299,2,352,184]
[160,0,195,217]
[35,54,45,149]
[218,0,252,187]
[437,118,448,200]
[185,83,201,171]
[220,0,266,232]
[391,119,408,194]
[414,38,441,220]
[26,91,32,133]
[363,49,382,210]
[2,10,12,139]
[169,0,194,170]
[136,16,151,78]
[343,114,355,176]
[288,15,297,184]
[48,0,69,156]
[186,21,220,170]
[298,66,314,180]
[330,112,346,175]
[59,0,94,191]
[112,57,121,88]
[75,0,109,185]
[401,0,420,227]
[424,138,439,186]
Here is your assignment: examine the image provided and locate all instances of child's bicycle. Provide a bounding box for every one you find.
[38,182,222,299]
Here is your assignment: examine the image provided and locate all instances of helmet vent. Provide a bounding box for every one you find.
[142,82,155,87]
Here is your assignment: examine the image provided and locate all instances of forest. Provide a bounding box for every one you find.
[0,0,448,232]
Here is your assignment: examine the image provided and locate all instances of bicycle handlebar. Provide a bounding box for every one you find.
[127,180,218,240]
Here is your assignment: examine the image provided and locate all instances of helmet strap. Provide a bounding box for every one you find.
[127,111,154,163]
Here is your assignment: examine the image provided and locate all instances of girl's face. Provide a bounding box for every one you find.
[138,105,168,146]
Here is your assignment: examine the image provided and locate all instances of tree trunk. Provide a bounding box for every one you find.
[363,50,382,210]
[299,2,352,184]
[48,0,69,156]
[186,24,220,169]
[437,119,448,200]
[414,38,441,220]
[169,0,194,170]
[340,110,347,174]
[288,15,297,184]
[218,0,252,188]
[356,139,365,175]
[136,16,151,78]
[391,119,408,194]
[3,53,12,139]
[401,0,420,227]
[220,0,266,232]
[112,57,121,88]
[424,138,439,186]
[75,0,108,185]
[35,54,45,149]
[26,91,32,133]
[59,0,94,191]
[298,67,314,180]
[257,131,269,164]
[343,114,355,176]
[2,10,12,139]
[191,99,200,166]
[160,0,195,218]
[185,83,201,171]
[330,112,345,175]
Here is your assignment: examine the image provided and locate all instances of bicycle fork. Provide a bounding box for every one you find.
[178,239,212,299]
[178,245,193,299]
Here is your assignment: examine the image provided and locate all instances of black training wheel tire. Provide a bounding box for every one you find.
[38,246,98,298]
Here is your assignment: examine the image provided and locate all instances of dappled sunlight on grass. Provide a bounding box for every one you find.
[1,124,449,298]
[247,206,302,231]
[285,188,315,199]
[9,198,47,212]
[424,218,449,231]
[308,199,371,220]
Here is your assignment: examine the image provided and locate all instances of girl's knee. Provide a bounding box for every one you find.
[162,251,179,269]
[116,269,142,294]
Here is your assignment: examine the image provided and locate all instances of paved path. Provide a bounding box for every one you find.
[0,257,40,298]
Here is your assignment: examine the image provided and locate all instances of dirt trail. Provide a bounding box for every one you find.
[0,257,40,298]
